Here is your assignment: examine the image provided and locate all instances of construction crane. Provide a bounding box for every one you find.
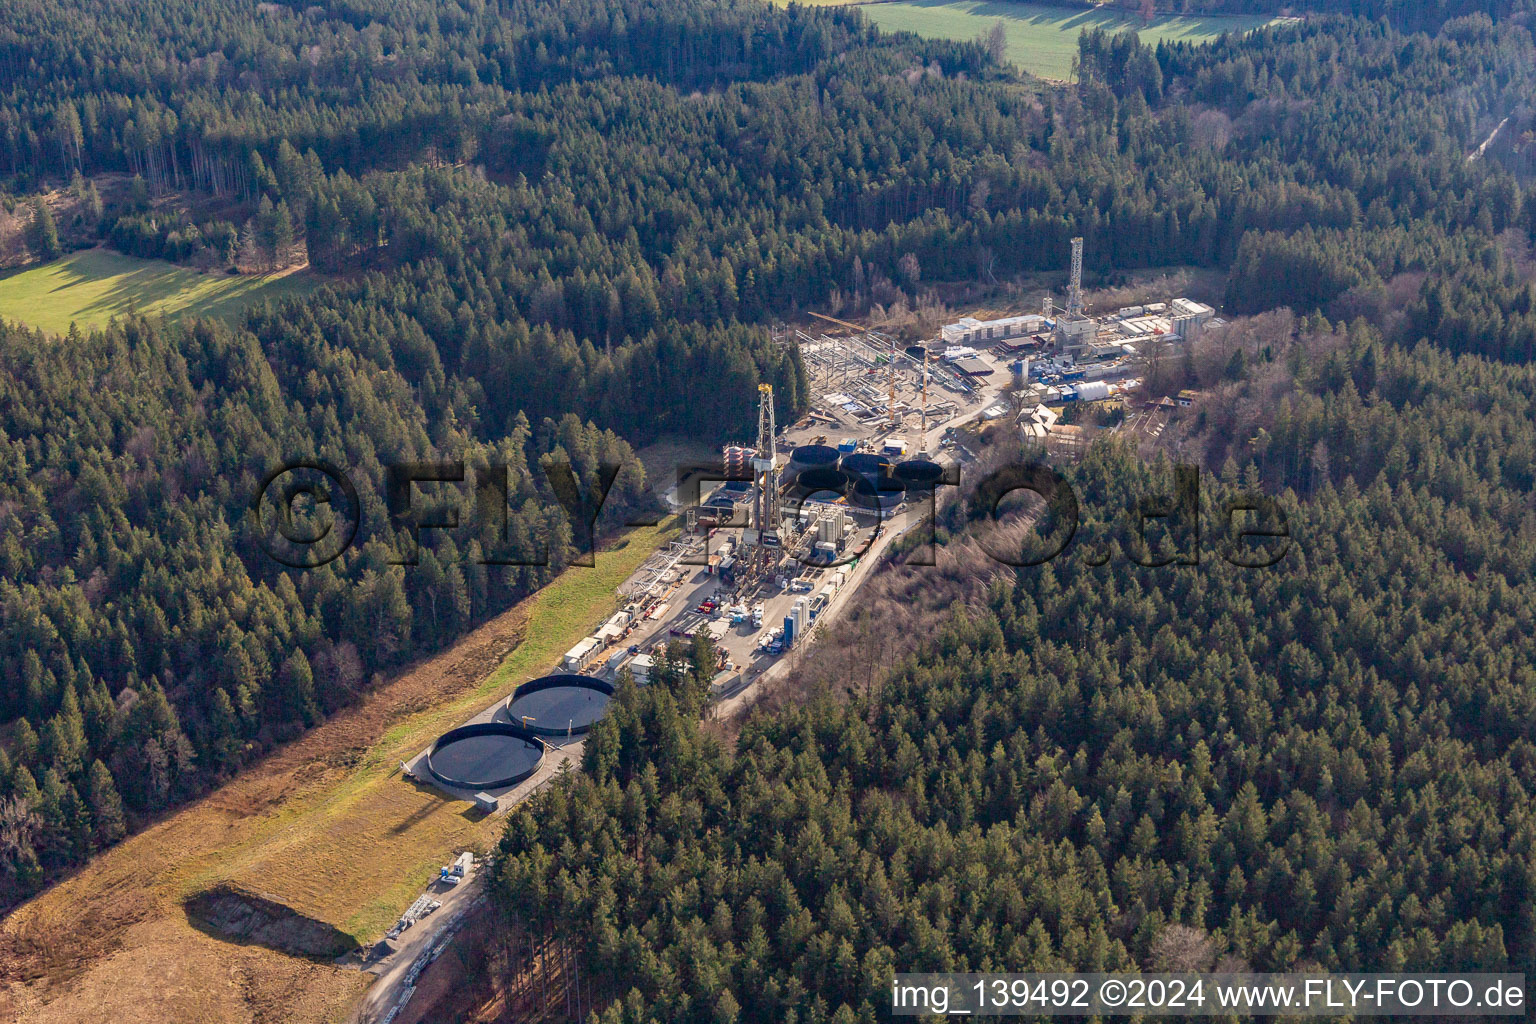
[807,310,866,333]
[750,382,780,560]
[807,311,899,431]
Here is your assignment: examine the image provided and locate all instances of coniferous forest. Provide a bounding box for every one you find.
[491,320,1536,1021]
[465,5,1536,1023]
[1,3,1536,1012]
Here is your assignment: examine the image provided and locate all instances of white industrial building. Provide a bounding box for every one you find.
[1169,298,1215,342]
[941,314,1048,346]
[562,636,600,671]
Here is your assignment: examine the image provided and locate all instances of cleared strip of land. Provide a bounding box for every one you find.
[825,1,1274,81]
[0,248,317,335]
[0,521,672,1024]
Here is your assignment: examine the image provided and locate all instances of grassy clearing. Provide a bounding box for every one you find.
[1,521,674,1024]
[206,521,676,939]
[0,248,318,336]
[856,1,1272,80]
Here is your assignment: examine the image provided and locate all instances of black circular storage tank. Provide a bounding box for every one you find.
[782,463,849,516]
[505,674,616,738]
[843,453,903,515]
[894,459,945,491]
[848,477,905,515]
[841,452,893,484]
[427,722,545,791]
[783,444,840,486]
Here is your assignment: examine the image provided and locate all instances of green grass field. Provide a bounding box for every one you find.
[858,1,1273,80]
[0,248,318,335]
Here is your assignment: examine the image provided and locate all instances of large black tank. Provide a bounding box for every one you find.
[843,453,903,516]
[783,444,840,486]
[782,464,848,520]
[505,674,616,739]
[840,452,894,484]
[894,459,945,491]
[427,722,545,791]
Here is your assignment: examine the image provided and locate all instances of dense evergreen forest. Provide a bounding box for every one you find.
[490,319,1536,1023]
[0,0,1532,956]
[469,6,1536,1024]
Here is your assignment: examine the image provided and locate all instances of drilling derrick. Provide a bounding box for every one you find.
[751,382,780,558]
[1066,236,1085,321]
[1053,237,1095,352]
[919,353,930,437]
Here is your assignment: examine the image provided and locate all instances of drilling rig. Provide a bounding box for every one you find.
[1066,236,1085,320]
[749,382,781,563]
[1053,236,1096,352]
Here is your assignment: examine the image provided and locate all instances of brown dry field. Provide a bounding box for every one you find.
[0,523,671,1024]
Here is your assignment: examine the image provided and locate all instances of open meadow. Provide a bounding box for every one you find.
[827,1,1275,80]
[0,248,318,336]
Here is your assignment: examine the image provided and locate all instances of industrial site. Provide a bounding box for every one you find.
[399,234,1218,820]
[352,236,1224,1022]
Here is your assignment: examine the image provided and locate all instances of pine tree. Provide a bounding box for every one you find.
[209,688,244,772]
[27,199,61,260]
[126,174,149,213]
[272,200,295,267]
[12,718,39,769]
[86,760,126,846]
[45,686,88,780]
[276,651,321,727]
[237,219,259,272]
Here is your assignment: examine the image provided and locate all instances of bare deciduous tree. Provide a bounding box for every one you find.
[1149,924,1216,972]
